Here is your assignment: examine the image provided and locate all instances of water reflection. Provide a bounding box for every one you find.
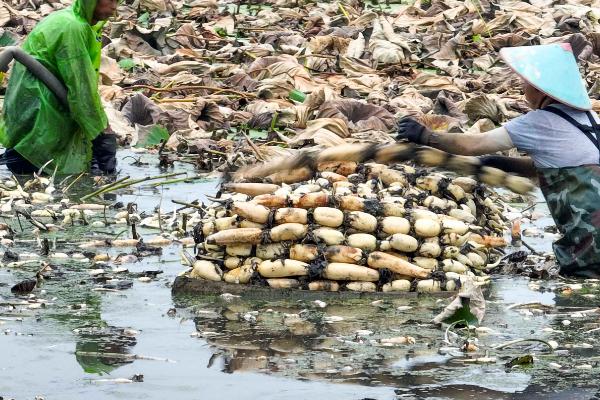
[75,326,137,374]
[173,277,600,396]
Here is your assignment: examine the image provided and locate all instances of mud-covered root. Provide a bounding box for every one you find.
[222,183,280,196]
[266,278,301,289]
[345,281,376,292]
[289,244,319,262]
[291,192,330,208]
[317,143,377,163]
[317,161,357,176]
[312,227,345,245]
[233,152,314,181]
[415,279,442,293]
[380,216,410,235]
[268,223,308,242]
[367,252,430,279]
[379,168,409,187]
[258,259,309,278]
[266,167,314,184]
[190,260,223,281]
[389,233,418,253]
[223,261,255,284]
[416,147,449,167]
[469,234,507,248]
[440,231,471,246]
[442,259,469,274]
[214,216,239,231]
[467,252,486,269]
[445,155,480,176]
[382,279,411,292]
[313,207,344,227]
[274,208,308,224]
[372,143,416,164]
[324,245,364,264]
[224,244,252,257]
[319,171,349,183]
[231,202,270,224]
[417,237,442,258]
[440,218,469,235]
[477,166,506,187]
[452,177,479,193]
[346,233,377,251]
[346,211,378,233]
[224,256,244,270]
[206,228,263,245]
[308,280,340,291]
[336,195,365,212]
[504,174,535,194]
[448,208,476,224]
[412,257,439,270]
[381,200,406,217]
[322,262,379,282]
[256,243,288,260]
[251,194,289,208]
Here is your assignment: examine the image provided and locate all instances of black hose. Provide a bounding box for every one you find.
[0,46,68,106]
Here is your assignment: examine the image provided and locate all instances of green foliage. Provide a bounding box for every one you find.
[441,303,479,326]
[137,11,150,28]
[118,58,136,71]
[135,125,170,148]
[214,27,228,37]
[0,30,17,47]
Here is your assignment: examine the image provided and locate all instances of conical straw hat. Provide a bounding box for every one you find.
[500,43,591,111]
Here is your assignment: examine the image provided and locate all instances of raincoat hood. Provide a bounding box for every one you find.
[72,0,99,24]
[500,43,592,111]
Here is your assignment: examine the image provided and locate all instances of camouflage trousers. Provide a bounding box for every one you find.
[539,165,600,278]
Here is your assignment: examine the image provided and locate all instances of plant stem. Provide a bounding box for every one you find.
[62,172,86,194]
[145,175,208,188]
[172,199,205,211]
[80,176,131,201]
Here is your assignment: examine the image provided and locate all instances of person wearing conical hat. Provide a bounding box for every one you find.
[397,43,600,278]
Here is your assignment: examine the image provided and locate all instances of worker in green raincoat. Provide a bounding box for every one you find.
[0,0,118,175]
[398,43,600,278]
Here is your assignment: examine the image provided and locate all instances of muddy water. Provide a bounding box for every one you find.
[1,151,600,399]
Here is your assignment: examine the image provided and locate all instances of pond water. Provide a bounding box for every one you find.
[1,150,600,400]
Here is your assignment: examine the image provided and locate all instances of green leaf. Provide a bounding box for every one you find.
[0,31,17,47]
[118,58,136,71]
[135,125,170,148]
[472,34,482,43]
[441,303,479,326]
[505,354,534,369]
[248,129,268,139]
[214,27,228,37]
[137,11,150,28]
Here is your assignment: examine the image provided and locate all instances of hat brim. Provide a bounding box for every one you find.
[500,44,592,111]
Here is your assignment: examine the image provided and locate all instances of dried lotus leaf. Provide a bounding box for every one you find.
[463,95,502,124]
[416,114,461,133]
[0,4,10,27]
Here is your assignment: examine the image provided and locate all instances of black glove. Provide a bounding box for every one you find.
[91,132,117,175]
[396,117,431,145]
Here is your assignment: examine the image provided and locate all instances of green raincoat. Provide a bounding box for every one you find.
[0,0,108,174]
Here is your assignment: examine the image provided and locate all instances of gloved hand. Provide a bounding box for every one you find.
[396,117,431,145]
[91,129,117,176]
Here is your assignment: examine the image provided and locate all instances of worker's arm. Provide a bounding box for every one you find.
[427,127,513,156]
[397,117,538,177]
[54,26,108,140]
